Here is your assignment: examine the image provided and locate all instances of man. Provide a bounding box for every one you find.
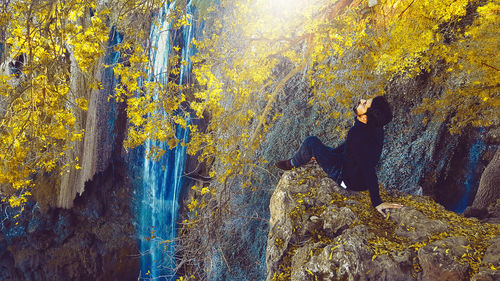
[275,96,402,217]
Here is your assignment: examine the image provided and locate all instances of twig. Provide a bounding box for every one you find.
[398,0,415,18]
[481,62,499,72]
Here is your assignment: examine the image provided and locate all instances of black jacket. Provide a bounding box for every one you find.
[336,118,384,207]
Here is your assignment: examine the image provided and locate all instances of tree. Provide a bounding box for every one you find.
[176,0,499,278]
[0,0,168,209]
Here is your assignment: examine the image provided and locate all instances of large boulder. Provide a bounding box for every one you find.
[266,163,500,281]
[465,147,500,221]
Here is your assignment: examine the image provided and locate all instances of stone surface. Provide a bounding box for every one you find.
[471,236,500,281]
[418,236,470,281]
[321,205,357,237]
[390,206,448,242]
[266,163,500,281]
[471,147,500,211]
[0,160,139,281]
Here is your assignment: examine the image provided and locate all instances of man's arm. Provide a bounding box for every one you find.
[375,202,403,217]
[346,130,382,207]
[361,164,403,216]
[348,130,402,215]
[359,165,383,208]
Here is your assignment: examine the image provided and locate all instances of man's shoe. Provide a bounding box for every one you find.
[275,159,293,170]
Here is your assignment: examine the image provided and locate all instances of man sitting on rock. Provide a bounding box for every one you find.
[275,95,403,217]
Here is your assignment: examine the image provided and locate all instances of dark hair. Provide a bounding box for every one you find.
[366,96,393,127]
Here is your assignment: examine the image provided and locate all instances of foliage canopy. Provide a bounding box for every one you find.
[0,0,498,260]
[0,0,498,279]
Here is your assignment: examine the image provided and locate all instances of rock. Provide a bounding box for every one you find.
[26,213,46,234]
[3,225,25,245]
[267,163,500,281]
[482,237,500,265]
[464,207,489,220]
[266,162,347,276]
[27,230,53,251]
[290,242,325,280]
[290,231,413,281]
[485,126,500,144]
[466,198,500,224]
[327,233,373,280]
[53,213,75,245]
[0,236,6,253]
[266,173,295,276]
[401,185,423,196]
[472,237,500,281]
[390,206,448,242]
[471,147,500,211]
[472,271,500,281]
[315,184,334,205]
[321,205,357,237]
[484,199,500,224]
[418,236,470,281]
[367,252,415,281]
[0,160,139,280]
[290,234,374,281]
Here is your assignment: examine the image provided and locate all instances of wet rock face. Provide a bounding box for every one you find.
[266,163,500,281]
[0,160,139,281]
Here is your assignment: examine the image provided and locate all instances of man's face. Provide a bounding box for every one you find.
[353,98,373,116]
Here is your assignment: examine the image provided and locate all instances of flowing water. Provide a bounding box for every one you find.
[137,1,196,279]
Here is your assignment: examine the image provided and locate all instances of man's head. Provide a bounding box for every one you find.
[353,96,392,127]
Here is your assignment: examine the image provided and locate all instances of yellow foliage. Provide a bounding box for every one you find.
[0,0,165,209]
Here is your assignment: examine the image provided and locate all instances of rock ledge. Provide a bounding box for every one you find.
[266,163,500,281]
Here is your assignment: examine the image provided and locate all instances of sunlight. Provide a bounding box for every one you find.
[246,0,322,38]
[269,0,302,13]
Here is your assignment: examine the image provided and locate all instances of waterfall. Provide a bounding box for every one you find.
[137,0,196,280]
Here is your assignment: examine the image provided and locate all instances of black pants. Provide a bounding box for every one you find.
[291,136,344,183]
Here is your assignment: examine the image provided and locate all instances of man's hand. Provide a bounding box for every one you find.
[375,202,403,218]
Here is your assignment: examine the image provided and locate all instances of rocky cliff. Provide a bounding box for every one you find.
[55,29,124,209]
[0,159,139,281]
[266,163,500,281]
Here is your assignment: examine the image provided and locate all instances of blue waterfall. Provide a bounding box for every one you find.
[137,1,196,280]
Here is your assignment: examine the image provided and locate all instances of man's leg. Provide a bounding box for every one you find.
[276,136,340,174]
[291,136,336,169]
